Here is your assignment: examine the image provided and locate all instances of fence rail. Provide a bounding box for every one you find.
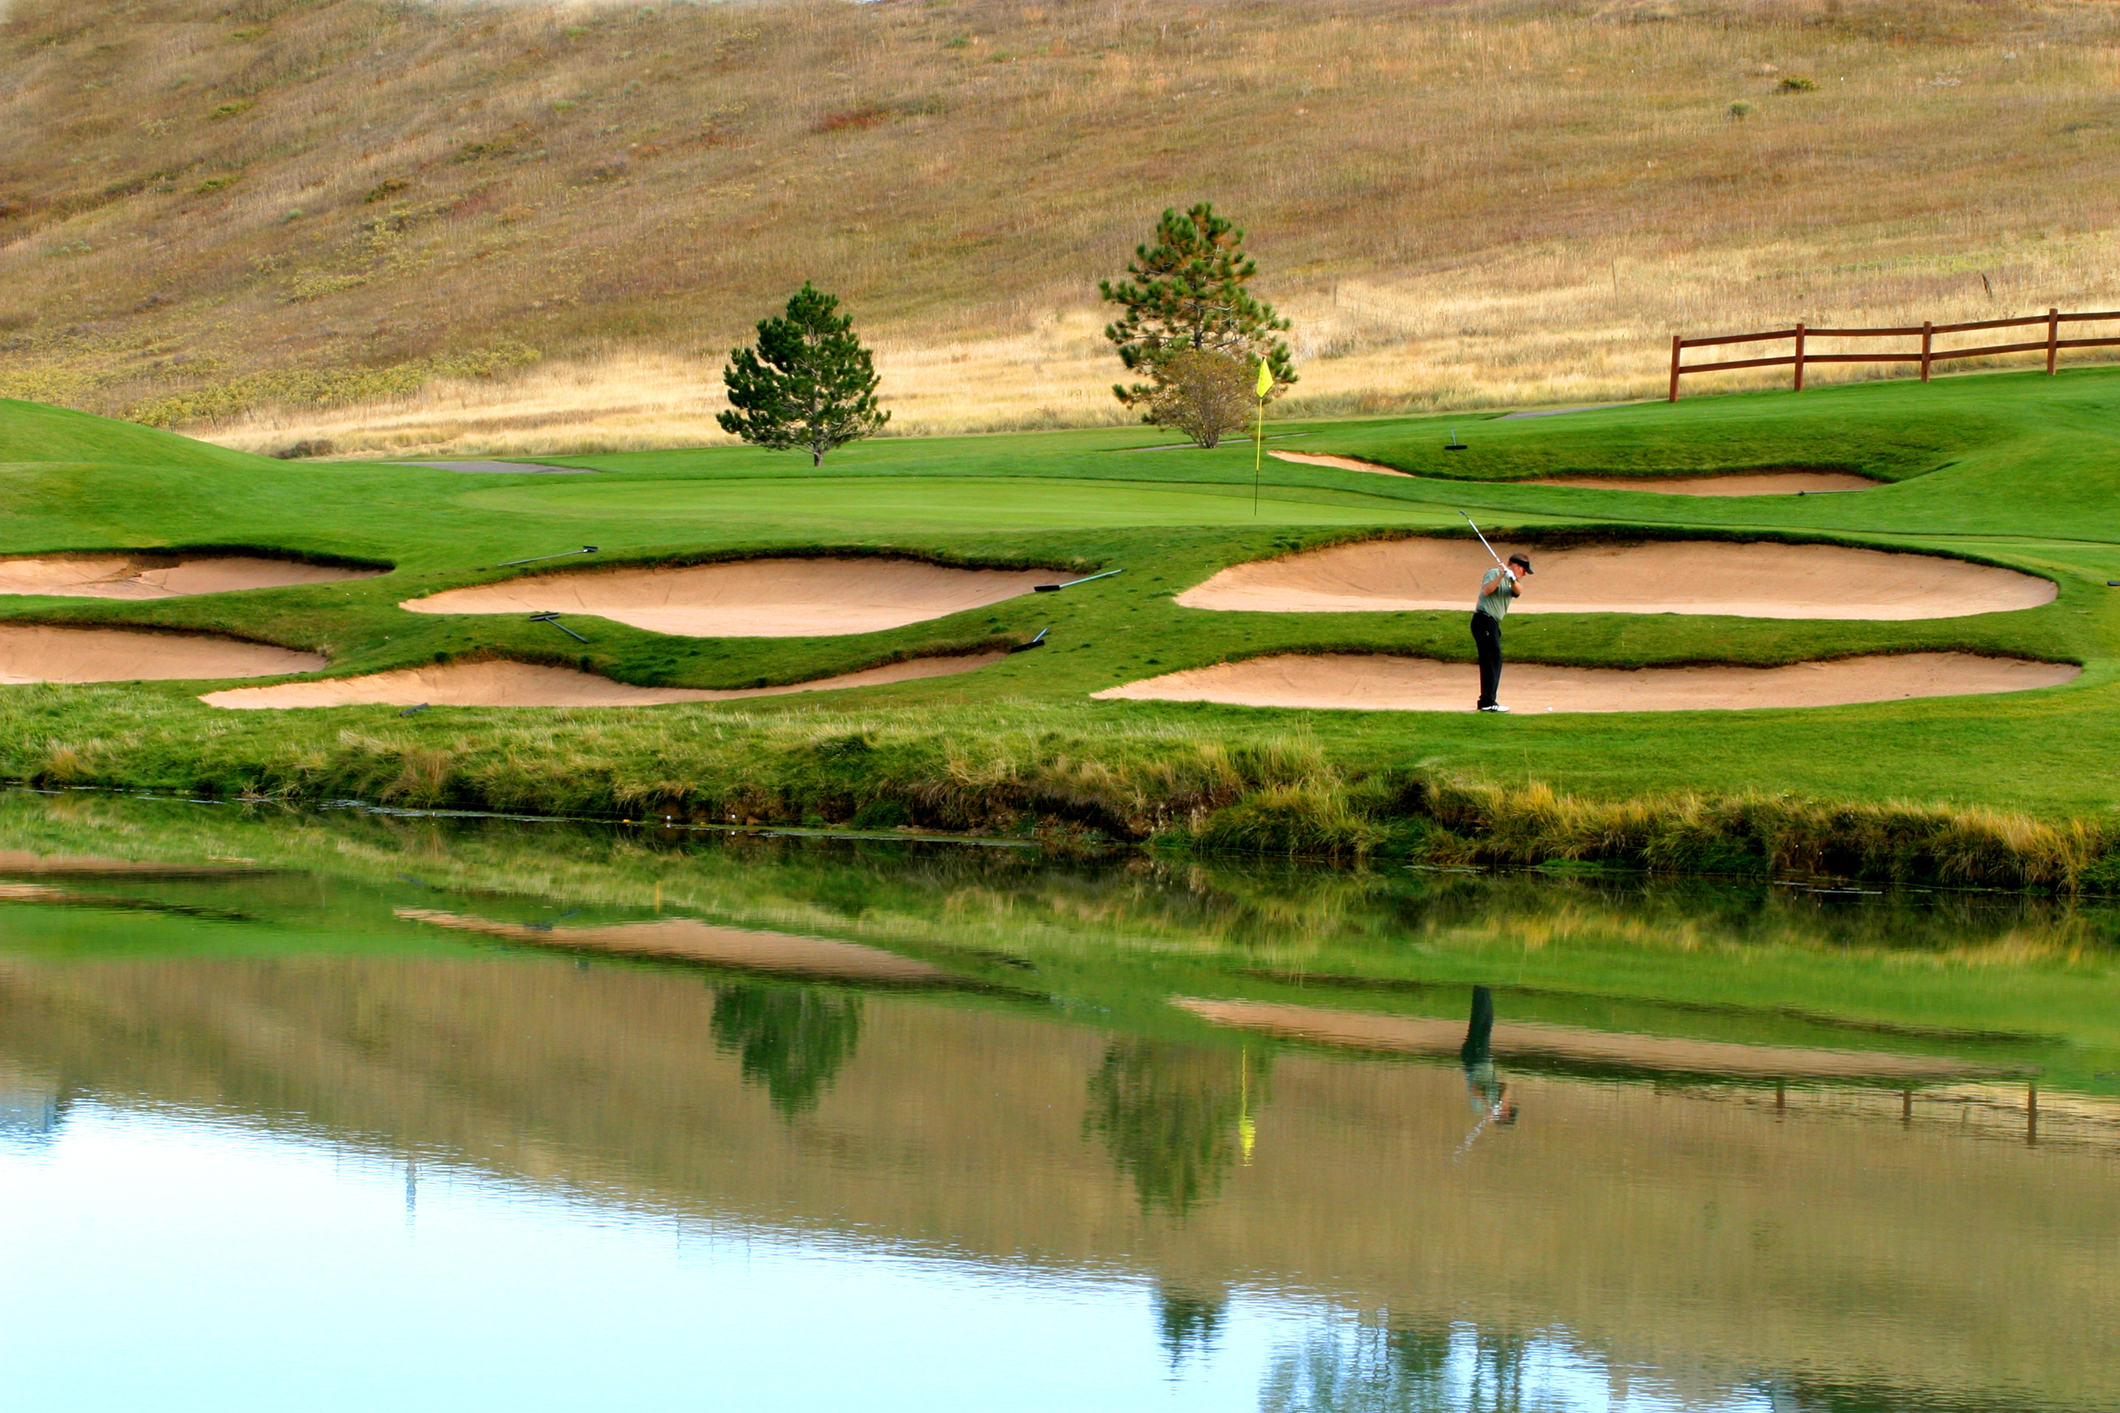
[1667,308,2120,400]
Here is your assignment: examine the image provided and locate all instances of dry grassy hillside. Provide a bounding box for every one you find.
[4,0,2119,455]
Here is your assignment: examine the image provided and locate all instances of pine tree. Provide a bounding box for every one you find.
[1099,202,1295,413]
[718,283,889,465]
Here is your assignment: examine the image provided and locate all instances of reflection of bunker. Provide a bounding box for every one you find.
[402,557,1056,637]
[0,624,324,684]
[0,553,379,599]
[202,652,1006,709]
[397,909,965,987]
[1095,651,2079,713]
[1179,538,2055,619]
[1173,997,2013,1083]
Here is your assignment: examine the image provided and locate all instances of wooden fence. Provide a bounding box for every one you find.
[1667,308,2120,400]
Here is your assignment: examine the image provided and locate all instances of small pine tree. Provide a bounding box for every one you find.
[1099,202,1295,413]
[718,283,888,465]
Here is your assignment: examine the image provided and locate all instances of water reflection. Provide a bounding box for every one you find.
[0,793,2116,1411]
[0,1069,61,1152]
[1085,1041,1267,1215]
[710,983,864,1117]
[1457,985,1520,1150]
[1156,1284,1229,1367]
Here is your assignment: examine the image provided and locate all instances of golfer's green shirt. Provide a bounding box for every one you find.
[1477,567,1516,620]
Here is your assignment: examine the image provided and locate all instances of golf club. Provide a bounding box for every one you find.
[499,545,600,568]
[1458,511,1511,575]
[1034,568,1124,593]
[528,611,588,642]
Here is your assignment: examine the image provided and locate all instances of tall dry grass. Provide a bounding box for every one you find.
[4,0,2120,454]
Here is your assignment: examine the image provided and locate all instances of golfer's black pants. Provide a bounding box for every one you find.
[1470,611,1503,708]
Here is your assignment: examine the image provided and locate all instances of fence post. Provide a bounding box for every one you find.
[1668,335,1682,402]
[1920,321,1933,383]
[1792,323,1806,392]
[2047,307,2059,374]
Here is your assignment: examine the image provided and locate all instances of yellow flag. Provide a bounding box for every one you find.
[1255,359,1273,397]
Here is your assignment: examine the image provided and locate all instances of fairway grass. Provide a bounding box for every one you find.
[0,369,2118,886]
[455,476,1468,531]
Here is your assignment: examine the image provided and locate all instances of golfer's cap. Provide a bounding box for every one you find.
[1508,554,1533,574]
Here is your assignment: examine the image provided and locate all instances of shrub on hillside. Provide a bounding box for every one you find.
[269,439,336,459]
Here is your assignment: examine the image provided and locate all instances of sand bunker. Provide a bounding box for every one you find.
[0,624,323,684]
[1174,998,2005,1081]
[1270,451,1410,477]
[402,557,1055,637]
[201,651,1007,709]
[1095,652,2077,713]
[1532,472,1880,496]
[398,909,957,986]
[1179,538,2054,619]
[0,554,379,600]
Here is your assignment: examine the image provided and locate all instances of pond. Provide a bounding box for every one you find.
[0,792,2115,1412]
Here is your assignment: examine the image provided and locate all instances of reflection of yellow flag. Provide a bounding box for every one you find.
[1256,359,1273,396]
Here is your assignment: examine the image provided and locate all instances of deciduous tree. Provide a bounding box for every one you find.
[1143,349,1255,449]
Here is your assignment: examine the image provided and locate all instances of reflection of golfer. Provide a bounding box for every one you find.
[1458,986,1517,1126]
[1471,553,1533,713]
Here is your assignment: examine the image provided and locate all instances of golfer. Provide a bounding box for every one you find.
[1471,552,1532,712]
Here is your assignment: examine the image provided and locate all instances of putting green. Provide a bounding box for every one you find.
[454,476,1466,531]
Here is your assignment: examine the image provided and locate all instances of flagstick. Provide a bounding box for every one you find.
[1252,368,1267,516]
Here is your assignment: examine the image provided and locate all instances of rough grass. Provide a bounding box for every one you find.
[5,0,2120,454]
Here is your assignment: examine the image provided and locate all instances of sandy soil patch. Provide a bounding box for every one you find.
[1174,998,2005,1081]
[1095,651,2077,713]
[201,651,1007,709]
[0,624,324,684]
[397,909,955,985]
[1178,538,2054,619]
[1270,451,1410,477]
[1532,471,1880,495]
[407,460,593,475]
[402,557,1055,637]
[0,554,380,600]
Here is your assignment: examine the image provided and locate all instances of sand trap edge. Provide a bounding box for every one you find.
[0,550,388,601]
[0,622,327,684]
[1093,651,2081,714]
[398,554,1065,639]
[200,650,1011,709]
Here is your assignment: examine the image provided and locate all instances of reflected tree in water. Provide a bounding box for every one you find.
[1084,1040,1263,1215]
[1260,1324,1531,1413]
[1155,1284,1227,1367]
[710,983,863,1117]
